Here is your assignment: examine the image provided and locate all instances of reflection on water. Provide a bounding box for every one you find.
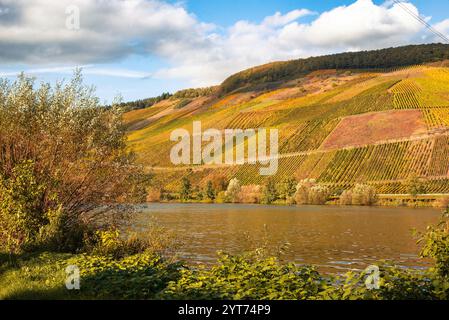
[134,203,442,273]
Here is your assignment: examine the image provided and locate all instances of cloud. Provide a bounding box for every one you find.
[434,19,449,37]
[0,0,444,87]
[155,0,431,86]
[0,65,152,79]
[0,0,207,64]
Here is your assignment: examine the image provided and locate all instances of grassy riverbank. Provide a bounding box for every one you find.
[1,211,449,301]
[0,249,448,300]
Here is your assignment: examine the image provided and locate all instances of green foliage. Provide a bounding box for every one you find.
[173,87,216,99]
[180,177,192,201]
[163,252,326,300]
[206,181,216,201]
[0,161,66,254]
[277,178,297,201]
[405,175,428,197]
[117,92,172,111]
[262,179,278,204]
[174,99,192,109]
[69,253,182,300]
[419,212,449,278]
[225,178,241,203]
[0,71,150,253]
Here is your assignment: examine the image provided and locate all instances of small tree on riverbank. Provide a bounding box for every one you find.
[0,71,150,254]
[180,177,192,201]
[294,179,330,205]
[225,178,241,203]
[340,184,378,206]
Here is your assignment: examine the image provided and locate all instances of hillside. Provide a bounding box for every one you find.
[124,44,449,196]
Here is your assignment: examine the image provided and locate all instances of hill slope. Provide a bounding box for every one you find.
[124,44,449,196]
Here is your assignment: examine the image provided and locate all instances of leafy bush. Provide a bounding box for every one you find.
[351,184,378,206]
[69,253,182,300]
[0,161,72,253]
[238,185,262,204]
[174,99,192,109]
[262,179,278,204]
[294,179,329,205]
[340,184,378,206]
[163,252,326,300]
[180,177,192,201]
[405,175,427,197]
[225,178,241,203]
[277,178,297,202]
[0,72,150,253]
[418,213,449,278]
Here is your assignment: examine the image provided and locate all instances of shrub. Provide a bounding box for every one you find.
[209,174,229,192]
[146,187,162,203]
[180,177,192,201]
[225,178,241,203]
[309,185,330,205]
[70,253,182,300]
[238,185,262,204]
[435,196,449,209]
[418,212,449,278]
[0,72,150,253]
[339,190,353,205]
[294,179,329,205]
[405,175,427,197]
[163,252,326,300]
[278,178,297,201]
[262,179,278,204]
[206,181,216,201]
[0,161,64,253]
[351,184,378,206]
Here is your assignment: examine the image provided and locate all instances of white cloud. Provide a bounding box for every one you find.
[434,19,449,37]
[0,0,445,87]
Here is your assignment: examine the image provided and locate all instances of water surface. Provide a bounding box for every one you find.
[134,203,442,272]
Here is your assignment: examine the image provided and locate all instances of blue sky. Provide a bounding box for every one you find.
[0,0,448,103]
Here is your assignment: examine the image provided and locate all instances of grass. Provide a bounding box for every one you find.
[0,252,75,300]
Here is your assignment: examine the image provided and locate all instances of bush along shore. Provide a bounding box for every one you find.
[1,211,449,300]
[147,176,449,208]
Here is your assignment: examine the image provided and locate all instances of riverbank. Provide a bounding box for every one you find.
[150,193,449,208]
[2,207,448,300]
[1,246,448,300]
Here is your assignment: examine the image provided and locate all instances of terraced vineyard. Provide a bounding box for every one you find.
[126,61,449,195]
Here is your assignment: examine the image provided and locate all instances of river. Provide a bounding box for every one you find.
[133,203,442,273]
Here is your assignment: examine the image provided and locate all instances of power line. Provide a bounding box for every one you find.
[392,0,449,42]
[391,0,449,44]
[394,0,449,43]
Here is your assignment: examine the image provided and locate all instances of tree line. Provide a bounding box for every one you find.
[220,43,449,94]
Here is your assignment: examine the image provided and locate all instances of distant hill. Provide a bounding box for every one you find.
[220,43,449,94]
[124,43,449,196]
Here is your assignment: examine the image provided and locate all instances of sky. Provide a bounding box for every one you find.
[0,0,449,103]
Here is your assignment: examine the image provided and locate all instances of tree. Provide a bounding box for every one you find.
[206,181,216,201]
[225,178,241,203]
[351,184,377,206]
[180,177,192,201]
[0,71,150,254]
[294,179,316,205]
[405,175,427,197]
[263,179,278,204]
[278,178,297,201]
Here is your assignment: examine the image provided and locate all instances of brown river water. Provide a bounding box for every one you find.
[133,203,442,273]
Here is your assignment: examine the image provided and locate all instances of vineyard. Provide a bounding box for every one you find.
[126,63,449,195]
